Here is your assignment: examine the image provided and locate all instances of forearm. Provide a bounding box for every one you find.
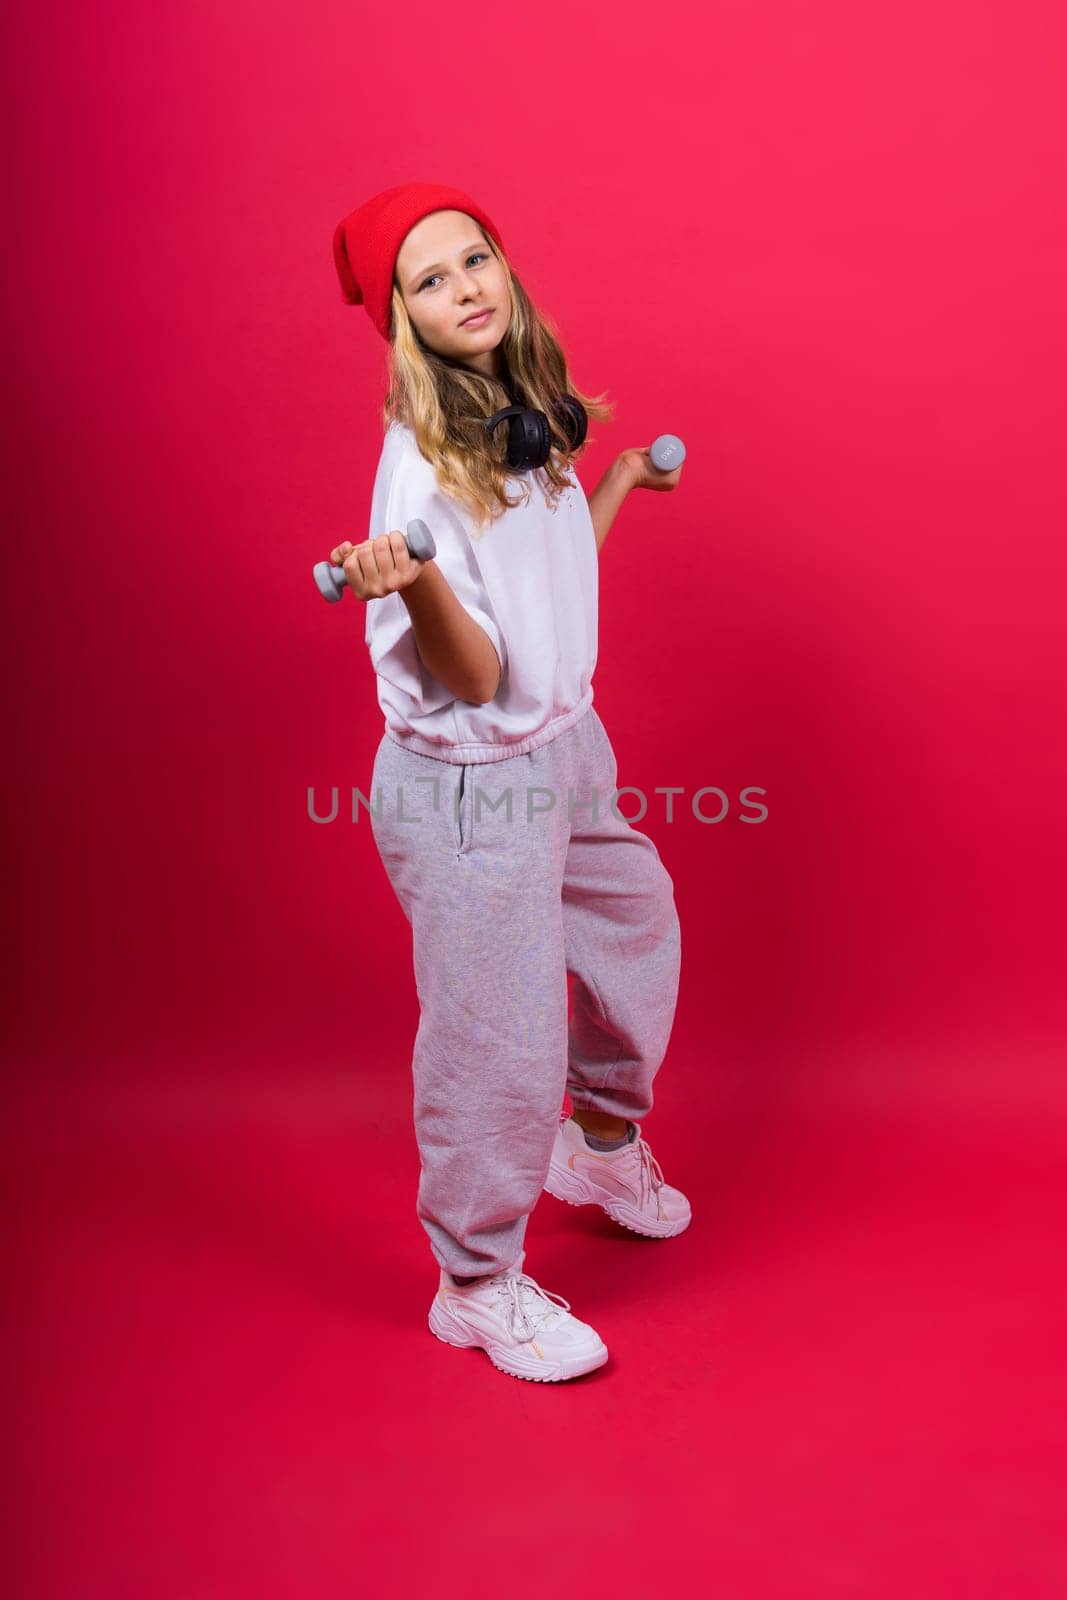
[586,456,636,554]
[400,561,502,704]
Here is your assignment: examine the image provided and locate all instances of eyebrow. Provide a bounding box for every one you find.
[407,242,490,289]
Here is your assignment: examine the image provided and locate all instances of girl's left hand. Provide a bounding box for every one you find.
[617,447,684,493]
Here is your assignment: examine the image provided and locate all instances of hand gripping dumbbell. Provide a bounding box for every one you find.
[313,518,438,603]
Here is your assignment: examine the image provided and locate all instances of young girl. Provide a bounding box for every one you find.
[330,182,689,1383]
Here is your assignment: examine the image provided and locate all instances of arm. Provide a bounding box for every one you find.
[331,528,503,707]
[401,560,502,705]
[585,456,638,555]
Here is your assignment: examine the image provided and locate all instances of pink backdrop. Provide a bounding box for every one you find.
[7,2,1065,1595]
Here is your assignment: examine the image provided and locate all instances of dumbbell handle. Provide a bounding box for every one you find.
[313,518,437,604]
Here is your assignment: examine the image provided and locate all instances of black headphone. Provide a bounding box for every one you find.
[482,394,588,472]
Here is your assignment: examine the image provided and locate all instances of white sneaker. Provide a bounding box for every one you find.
[427,1248,609,1382]
[543,1116,693,1238]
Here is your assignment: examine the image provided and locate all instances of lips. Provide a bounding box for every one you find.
[461,308,493,327]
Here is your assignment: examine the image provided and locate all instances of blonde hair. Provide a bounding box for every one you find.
[380,227,614,536]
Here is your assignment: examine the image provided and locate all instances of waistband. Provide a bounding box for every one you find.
[381,689,595,766]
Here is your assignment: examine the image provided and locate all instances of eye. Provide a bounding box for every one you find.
[418,253,488,292]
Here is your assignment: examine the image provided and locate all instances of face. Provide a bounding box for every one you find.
[395,209,510,379]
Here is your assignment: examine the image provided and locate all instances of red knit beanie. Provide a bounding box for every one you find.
[332,183,506,342]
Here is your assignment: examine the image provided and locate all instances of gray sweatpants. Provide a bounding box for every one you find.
[368,703,682,1279]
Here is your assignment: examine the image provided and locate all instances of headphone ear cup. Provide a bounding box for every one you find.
[484,399,581,472]
[509,409,550,471]
[554,395,588,451]
[485,403,547,472]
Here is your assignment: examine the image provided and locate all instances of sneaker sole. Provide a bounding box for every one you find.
[427,1298,609,1383]
[543,1159,693,1239]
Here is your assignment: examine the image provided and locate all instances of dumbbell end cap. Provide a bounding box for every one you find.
[313,561,344,602]
[650,434,686,471]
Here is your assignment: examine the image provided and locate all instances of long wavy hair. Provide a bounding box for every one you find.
[380,225,614,537]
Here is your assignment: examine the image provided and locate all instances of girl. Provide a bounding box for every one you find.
[330,182,689,1383]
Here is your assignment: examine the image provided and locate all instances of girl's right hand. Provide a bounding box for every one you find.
[328,531,427,601]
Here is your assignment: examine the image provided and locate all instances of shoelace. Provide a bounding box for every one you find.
[630,1139,662,1209]
[598,1131,666,1213]
[494,1273,572,1343]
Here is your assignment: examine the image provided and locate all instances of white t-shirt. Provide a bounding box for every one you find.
[364,419,599,764]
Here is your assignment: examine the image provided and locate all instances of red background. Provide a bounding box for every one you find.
[6,2,1066,1595]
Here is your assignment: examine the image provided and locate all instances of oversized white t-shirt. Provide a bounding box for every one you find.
[364,420,598,765]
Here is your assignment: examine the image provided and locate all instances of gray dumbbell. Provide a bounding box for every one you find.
[314,518,438,603]
[649,434,686,471]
